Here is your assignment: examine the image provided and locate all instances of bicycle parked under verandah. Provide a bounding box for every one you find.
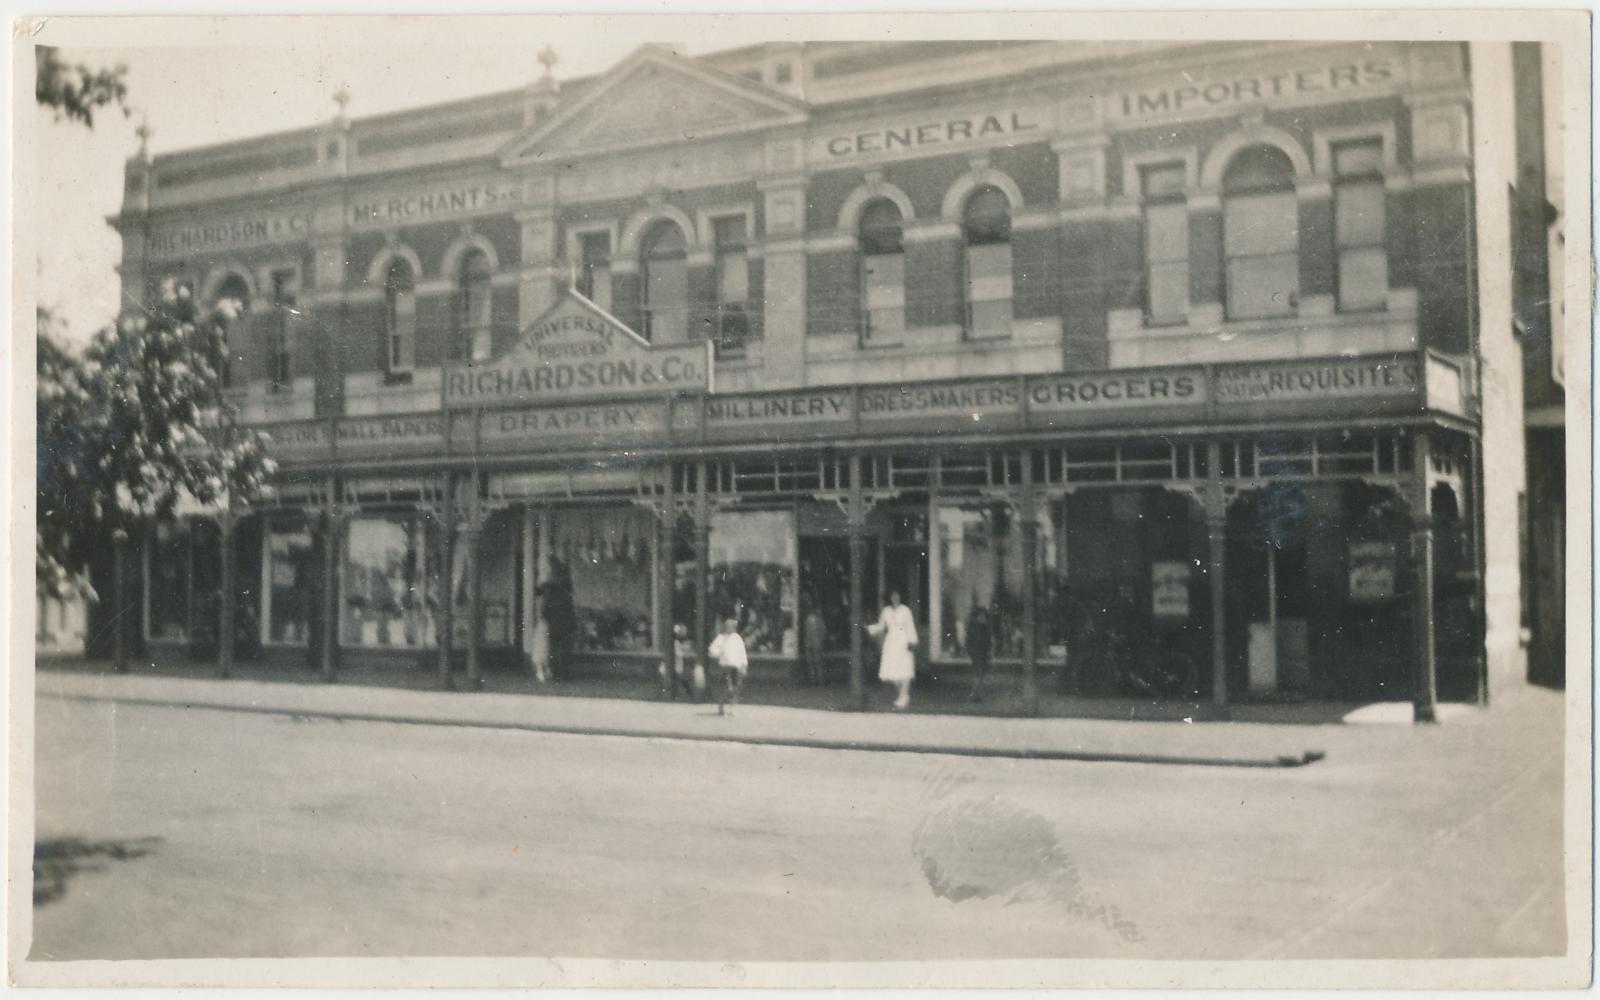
[1059,595,1199,699]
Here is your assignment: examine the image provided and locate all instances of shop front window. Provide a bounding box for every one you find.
[451,508,519,647]
[937,502,1025,660]
[264,518,315,644]
[710,509,798,656]
[341,514,438,648]
[550,507,656,652]
[146,521,192,641]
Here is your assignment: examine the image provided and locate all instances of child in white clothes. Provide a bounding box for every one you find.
[707,618,748,716]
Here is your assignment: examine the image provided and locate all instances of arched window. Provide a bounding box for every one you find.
[962,185,1013,338]
[1223,145,1299,319]
[457,248,494,362]
[858,198,906,346]
[641,221,688,343]
[384,258,417,375]
[213,273,250,389]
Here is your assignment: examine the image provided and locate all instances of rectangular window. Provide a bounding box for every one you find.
[264,518,315,644]
[710,509,798,656]
[146,522,192,641]
[713,216,751,357]
[269,267,298,390]
[1142,163,1189,325]
[577,232,612,312]
[937,502,1025,661]
[549,507,657,653]
[644,256,689,343]
[1334,139,1388,311]
[341,514,437,649]
[862,252,906,345]
[714,216,749,304]
[389,295,416,372]
[1224,190,1299,319]
[966,242,1013,338]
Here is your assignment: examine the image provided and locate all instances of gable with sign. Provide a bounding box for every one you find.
[443,289,712,409]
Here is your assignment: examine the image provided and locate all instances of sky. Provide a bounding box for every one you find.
[31,17,729,344]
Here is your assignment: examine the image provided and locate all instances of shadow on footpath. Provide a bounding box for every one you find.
[38,653,1395,726]
[33,836,164,907]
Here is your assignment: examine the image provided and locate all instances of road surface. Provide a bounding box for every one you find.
[28,690,1567,963]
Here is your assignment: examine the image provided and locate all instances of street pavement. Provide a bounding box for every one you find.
[24,674,1572,974]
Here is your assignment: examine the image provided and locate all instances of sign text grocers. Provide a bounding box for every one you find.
[1028,368,1208,417]
[445,292,710,408]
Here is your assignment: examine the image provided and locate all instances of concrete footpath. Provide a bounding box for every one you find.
[17,668,1453,768]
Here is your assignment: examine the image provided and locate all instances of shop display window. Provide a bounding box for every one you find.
[264,518,315,644]
[710,509,798,655]
[146,522,191,641]
[341,514,438,648]
[937,502,1025,659]
[551,507,656,652]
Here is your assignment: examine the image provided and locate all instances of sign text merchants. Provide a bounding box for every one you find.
[444,291,710,408]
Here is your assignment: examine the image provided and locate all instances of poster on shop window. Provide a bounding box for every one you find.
[1348,540,1398,602]
[1151,561,1192,620]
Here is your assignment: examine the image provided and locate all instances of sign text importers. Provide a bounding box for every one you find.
[1110,59,1399,121]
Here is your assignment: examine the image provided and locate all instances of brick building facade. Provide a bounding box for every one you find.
[100,39,1534,713]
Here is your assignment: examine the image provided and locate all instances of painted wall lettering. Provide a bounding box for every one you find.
[1214,358,1420,404]
[816,109,1044,161]
[1111,60,1399,121]
[348,181,521,228]
[148,212,311,258]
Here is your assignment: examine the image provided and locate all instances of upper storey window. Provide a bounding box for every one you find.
[859,198,906,347]
[384,258,416,375]
[212,273,250,389]
[641,221,688,343]
[1223,145,1299,320]
[268,268,297,391]
[577,232,613,311]
[1141,163,1190,326]
[457,248,494,363]
[962,185,1013,338]
[1333,139,1388,311]
[713,215,751,357]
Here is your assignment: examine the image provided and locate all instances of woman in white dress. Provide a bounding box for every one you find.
[868,591,918,710]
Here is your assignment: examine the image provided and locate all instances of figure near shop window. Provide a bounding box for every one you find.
[869,591,918,711]
[965,603,994,703]
[802,605,827,686]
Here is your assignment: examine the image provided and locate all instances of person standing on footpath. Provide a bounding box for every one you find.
[868,591,918,711]
[708,617,749,716]
[965,603,994,703]
[802,606,828,686]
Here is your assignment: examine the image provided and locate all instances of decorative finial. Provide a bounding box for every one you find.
[537,45,559,79]
[135,118,151,156]
[333,85,352,116]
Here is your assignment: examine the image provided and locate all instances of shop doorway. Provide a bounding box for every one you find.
[1225,481,1411,701]
[876,506,929,617]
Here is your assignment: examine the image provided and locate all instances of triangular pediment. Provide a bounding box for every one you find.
[444,289,712,408]
[502,45,808,163]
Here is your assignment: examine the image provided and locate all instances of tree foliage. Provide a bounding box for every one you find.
[37,308,93,599]
[36,45,128,128]
[36,285,277,599]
